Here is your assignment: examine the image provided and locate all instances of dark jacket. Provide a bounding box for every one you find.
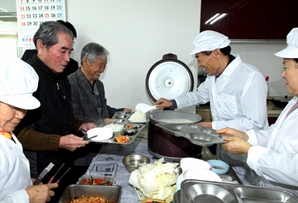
[21,49,79,76]
[15,55,84,171]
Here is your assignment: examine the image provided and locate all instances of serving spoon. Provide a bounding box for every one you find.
[135,103,157,113]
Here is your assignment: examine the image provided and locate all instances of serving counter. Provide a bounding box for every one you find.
[196,101,284,125]
[86,125,241,203]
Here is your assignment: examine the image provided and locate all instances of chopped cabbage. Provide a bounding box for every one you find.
[128,158,178,203]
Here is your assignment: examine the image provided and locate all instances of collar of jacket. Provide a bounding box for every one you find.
[28,55,67,82]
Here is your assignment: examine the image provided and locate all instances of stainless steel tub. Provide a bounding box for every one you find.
[58,184,121,203]
[178,180,298,203]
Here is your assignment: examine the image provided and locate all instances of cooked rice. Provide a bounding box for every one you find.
[128,110,146,122]
[103,123,124,132]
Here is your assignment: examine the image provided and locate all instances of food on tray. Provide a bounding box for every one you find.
[115,134,130,143]
[126,124,142,129]
[128,158,178,203]
[126,124,135,129]
[103,123,124,132]
[70,195,108,203]
[80,177,113,186]
[158,118,192,123]
[80,178,92,185]
[123,130,137,136]
[128,110,146,122]
[93,177,113,186]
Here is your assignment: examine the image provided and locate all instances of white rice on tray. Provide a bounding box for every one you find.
[103,123,124,132]
[128,110,146,122]
[158,118,193,123]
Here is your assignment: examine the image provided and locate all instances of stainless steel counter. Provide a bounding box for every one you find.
[87,125,241,203]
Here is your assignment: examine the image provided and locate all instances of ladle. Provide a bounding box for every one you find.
[135,103,157,113]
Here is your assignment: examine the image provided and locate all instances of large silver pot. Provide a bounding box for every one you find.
[148,110,203,162]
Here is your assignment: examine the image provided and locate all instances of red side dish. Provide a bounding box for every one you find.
[80,177,113,186]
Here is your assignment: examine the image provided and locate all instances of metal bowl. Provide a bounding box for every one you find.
[122,154,150,172]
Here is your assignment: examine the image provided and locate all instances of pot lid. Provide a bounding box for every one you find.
[146,53,194,102]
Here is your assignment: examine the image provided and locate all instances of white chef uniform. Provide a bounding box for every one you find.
[0,133,31,202]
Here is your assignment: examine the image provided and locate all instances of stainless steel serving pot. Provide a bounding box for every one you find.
[148,110,203,162]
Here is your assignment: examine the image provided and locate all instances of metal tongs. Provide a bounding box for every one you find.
[48,163,71,184]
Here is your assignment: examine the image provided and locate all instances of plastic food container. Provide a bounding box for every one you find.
[207,159,230,175]
[77,175,115,186]
[182,168,222,182]
[86,127,113,141]
[180,157,211,172]
[141,198,166,203]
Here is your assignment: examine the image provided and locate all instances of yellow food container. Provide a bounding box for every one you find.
[141,198,166,203]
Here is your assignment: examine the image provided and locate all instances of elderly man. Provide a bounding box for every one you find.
[68,42,131,176]
[218,27,298,196]
[14,21,96,203]
[154,30,269,185]
[21,20,79,76]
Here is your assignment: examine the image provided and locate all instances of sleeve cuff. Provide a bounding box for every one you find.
[245,129,258,145]
[49,134,61,151]
[170,99,178,110]
[247,145,268,175]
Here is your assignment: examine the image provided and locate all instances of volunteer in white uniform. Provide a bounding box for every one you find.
[0,57,58,203]
[154,30,269,185]
[218,27,298,196]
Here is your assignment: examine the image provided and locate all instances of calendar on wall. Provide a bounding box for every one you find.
[16,0,66,48]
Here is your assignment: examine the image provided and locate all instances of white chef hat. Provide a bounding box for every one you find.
[275,28,298,58]
[0,57,40,110]
[190,30,231,55]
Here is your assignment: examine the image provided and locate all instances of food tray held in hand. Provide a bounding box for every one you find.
[156,123,225,146]
[95,111,146,145]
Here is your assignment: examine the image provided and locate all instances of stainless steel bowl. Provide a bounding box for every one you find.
[122,154,150,172]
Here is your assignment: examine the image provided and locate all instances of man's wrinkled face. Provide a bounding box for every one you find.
[195,50,219,76]
[38,32,73,74]
[85,57,107,81]
[281,59,298,96]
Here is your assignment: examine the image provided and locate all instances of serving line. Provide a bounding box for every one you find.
[85,124,241,203]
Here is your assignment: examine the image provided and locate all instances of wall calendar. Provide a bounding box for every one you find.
[16,0,66,48]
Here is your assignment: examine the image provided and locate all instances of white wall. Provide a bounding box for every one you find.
[2,0,285,109]
[67,0,201,109]
[230,42,288,97]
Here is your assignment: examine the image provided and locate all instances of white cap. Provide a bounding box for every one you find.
[275,28,298,58]
[190,30,231,55]
[0,57,40,110]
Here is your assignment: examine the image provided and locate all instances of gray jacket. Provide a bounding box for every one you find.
[68,68,123,166]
